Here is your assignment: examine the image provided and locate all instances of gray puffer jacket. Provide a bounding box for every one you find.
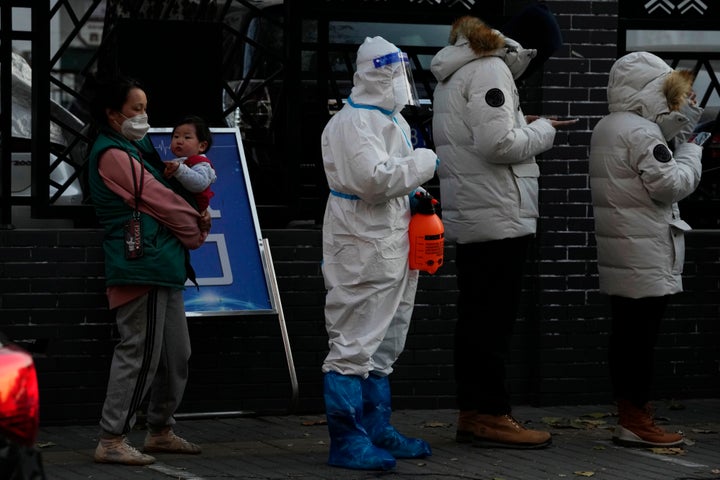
[589,51,703,298]
[431,17,557,243]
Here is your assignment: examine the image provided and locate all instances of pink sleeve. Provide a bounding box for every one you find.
[98,149,206,249]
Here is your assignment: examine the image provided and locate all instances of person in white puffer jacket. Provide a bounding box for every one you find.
[431,10,576,450]
[589,51,704,449]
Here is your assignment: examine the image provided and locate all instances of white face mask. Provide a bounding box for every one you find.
[120,113,150,141]
[392,75,411,113]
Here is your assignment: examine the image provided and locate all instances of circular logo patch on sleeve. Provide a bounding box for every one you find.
[485,88,505,108]
[653,144,672,163]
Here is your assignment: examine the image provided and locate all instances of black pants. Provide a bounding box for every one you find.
[608,295,669,407]
[454,236,531,414]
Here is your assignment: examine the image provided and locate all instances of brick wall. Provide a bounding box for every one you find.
[1,225,718,425]
[1,0,719,425]
[527,0,720,405]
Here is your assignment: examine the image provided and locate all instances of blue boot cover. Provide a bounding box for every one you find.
[324,372,396,470]
[361,373,432,459]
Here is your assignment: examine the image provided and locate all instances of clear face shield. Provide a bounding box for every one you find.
[373,51,421,109]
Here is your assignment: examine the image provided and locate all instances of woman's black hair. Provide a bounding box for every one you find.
[172,115,213,151]
[86,74,145,128]
[80,74,146,206]
[500,2,563,82]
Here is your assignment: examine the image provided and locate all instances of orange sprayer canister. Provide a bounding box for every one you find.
[408,191,444,274]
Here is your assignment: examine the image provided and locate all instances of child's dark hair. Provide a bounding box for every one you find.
[173,115,213,151]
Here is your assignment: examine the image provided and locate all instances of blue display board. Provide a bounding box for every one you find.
[149,128,274,316]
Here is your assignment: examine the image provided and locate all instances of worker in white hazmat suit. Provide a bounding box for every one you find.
[320,36,438,471]
[590,51,703,448]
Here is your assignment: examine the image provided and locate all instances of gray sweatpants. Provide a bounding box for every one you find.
[99,287,191,435]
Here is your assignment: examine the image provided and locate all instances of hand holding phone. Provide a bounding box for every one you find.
[688,131,711,146]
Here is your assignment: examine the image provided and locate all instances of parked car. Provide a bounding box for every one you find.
[0,333,46,480]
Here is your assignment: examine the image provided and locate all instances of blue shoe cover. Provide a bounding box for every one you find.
[324,372,396,470]
[327,437,396,470]
[361,374,432,459]
[366,426,432,459]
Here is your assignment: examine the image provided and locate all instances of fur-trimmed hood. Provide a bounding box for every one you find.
[608,51,694,119]
[607,51,700,140]
[431,16,536,82]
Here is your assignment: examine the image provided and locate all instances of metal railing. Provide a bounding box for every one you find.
[1,1,51,228]
[1,0,288,227]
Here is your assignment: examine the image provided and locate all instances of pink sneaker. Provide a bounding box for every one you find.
[143,427,201,454]
[94,435,156,465]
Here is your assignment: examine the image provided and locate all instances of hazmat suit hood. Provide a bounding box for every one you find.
[430,16,536,83]
[607,51,699,141]
[350,36,415,115]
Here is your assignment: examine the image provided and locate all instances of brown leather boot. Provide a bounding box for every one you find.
[456,410,478,443]
[613,400,684,448]
[458,412,551,449]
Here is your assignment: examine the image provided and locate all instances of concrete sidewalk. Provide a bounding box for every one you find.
[39,399,720,480]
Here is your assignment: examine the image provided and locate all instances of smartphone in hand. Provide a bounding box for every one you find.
[688,131,712,146]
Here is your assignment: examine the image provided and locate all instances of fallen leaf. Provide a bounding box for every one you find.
[542,416,569,427]
[576,419,607,428]
[574,471,595,477]
[542,417,580,429]
[543,417,605,429]
[301,419,327,426]
[649,447,685,455]
[691,428,718,434]
[423,421,451,428]
[583,411,614,419]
